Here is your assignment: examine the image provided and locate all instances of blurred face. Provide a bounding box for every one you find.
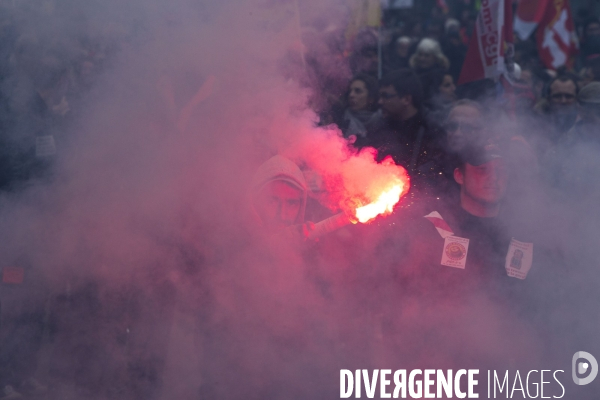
[357,50,379,75]
[549,80,577,111]
[254,180,302,231]
[438,74,456,101]
[444,105,483,151]
[426,25,442,41]
[396,41,410,58]
[379,85,408,119]
[416,50,436,69]
[348,80,370,111]
[454,159,508,206]
[411,23,423,37]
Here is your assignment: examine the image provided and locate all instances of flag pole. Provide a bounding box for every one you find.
[294,0,307,71]
[377,25,382,79]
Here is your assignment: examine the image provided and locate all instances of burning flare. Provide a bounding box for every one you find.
[308,178,408,239]
[355,184,404,223]
[305,155,410,239]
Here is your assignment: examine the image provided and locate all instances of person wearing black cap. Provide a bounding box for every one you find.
[382,140,544,302]
[453,143,506,219]
[363,140,563,377]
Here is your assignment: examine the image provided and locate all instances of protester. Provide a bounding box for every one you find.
[348,28,379,78]
[440,19,467,81]
[582,56,600,83]
[394,143,514,283]
[579,17,600,63]
[334,74,381,138]
[409,38,450,77]
[443,99,538,204]
[248,155,319,244]
[1,1,600,398]
[535,74,579,139]
[385,36,411,72]
[250,156,306,228]
[421,68,457,122]
[367,137,564,375]
[355,69,444,195]
[572,80,600,131]
[543,82,600,196]
[442,100,485,155]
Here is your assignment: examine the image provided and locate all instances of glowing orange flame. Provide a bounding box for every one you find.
[355,183,404,223]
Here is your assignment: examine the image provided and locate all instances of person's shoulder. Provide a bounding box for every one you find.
[417,197,463,233]
[368,115,392,135]
[381,203,453,279]
[389,198,456,243]
[361,117,397,148]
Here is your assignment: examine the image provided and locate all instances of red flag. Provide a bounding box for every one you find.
[535,0,578,69]
[458,0,514,85]
[514,0,550,40]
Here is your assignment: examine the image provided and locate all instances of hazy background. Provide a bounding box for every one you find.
[0,0,597,399]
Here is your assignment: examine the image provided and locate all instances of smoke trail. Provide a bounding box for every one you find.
[0,1,598,399]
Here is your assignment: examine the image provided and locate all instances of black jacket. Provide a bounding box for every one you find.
[354,111,447,196]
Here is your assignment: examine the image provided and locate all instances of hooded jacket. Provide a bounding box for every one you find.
[249,155,308,226]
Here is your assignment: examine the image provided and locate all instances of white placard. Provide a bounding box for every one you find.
[441,235,470,269]
[505,238,533,280]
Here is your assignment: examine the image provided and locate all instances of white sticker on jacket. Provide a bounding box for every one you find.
[441,236,470,269]
[505,238,533,279]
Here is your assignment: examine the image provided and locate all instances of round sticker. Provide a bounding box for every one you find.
[445,242,466,261]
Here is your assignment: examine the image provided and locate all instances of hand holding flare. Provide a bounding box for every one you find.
[308,183,407,239]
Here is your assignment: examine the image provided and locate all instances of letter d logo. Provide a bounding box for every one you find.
[572,351,598,385]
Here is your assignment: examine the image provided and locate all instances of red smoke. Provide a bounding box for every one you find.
[282,125,410,222]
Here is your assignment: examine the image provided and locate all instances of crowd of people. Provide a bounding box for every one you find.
[305,1,600,241]
[322,11,600,189]
[0,0,134,192]
[0,0,600,399]
[0,2,162,399]
[245,1,600,398]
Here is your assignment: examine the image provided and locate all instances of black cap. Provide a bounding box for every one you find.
[460,143,503,166]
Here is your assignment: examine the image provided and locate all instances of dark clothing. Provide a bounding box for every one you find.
[392,204,539,306]
[0,264,48,389]
[0,310,45,388]
[370,201,566,376]
[441,39,467,81]
[580,35,600,62]
[382,196,569,340]
[48,269,177,400]
[355,111,446,195]
[384,56,409,75]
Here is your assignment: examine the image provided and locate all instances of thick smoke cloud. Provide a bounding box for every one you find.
[0,0,365,398]
[0,0,598,399]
